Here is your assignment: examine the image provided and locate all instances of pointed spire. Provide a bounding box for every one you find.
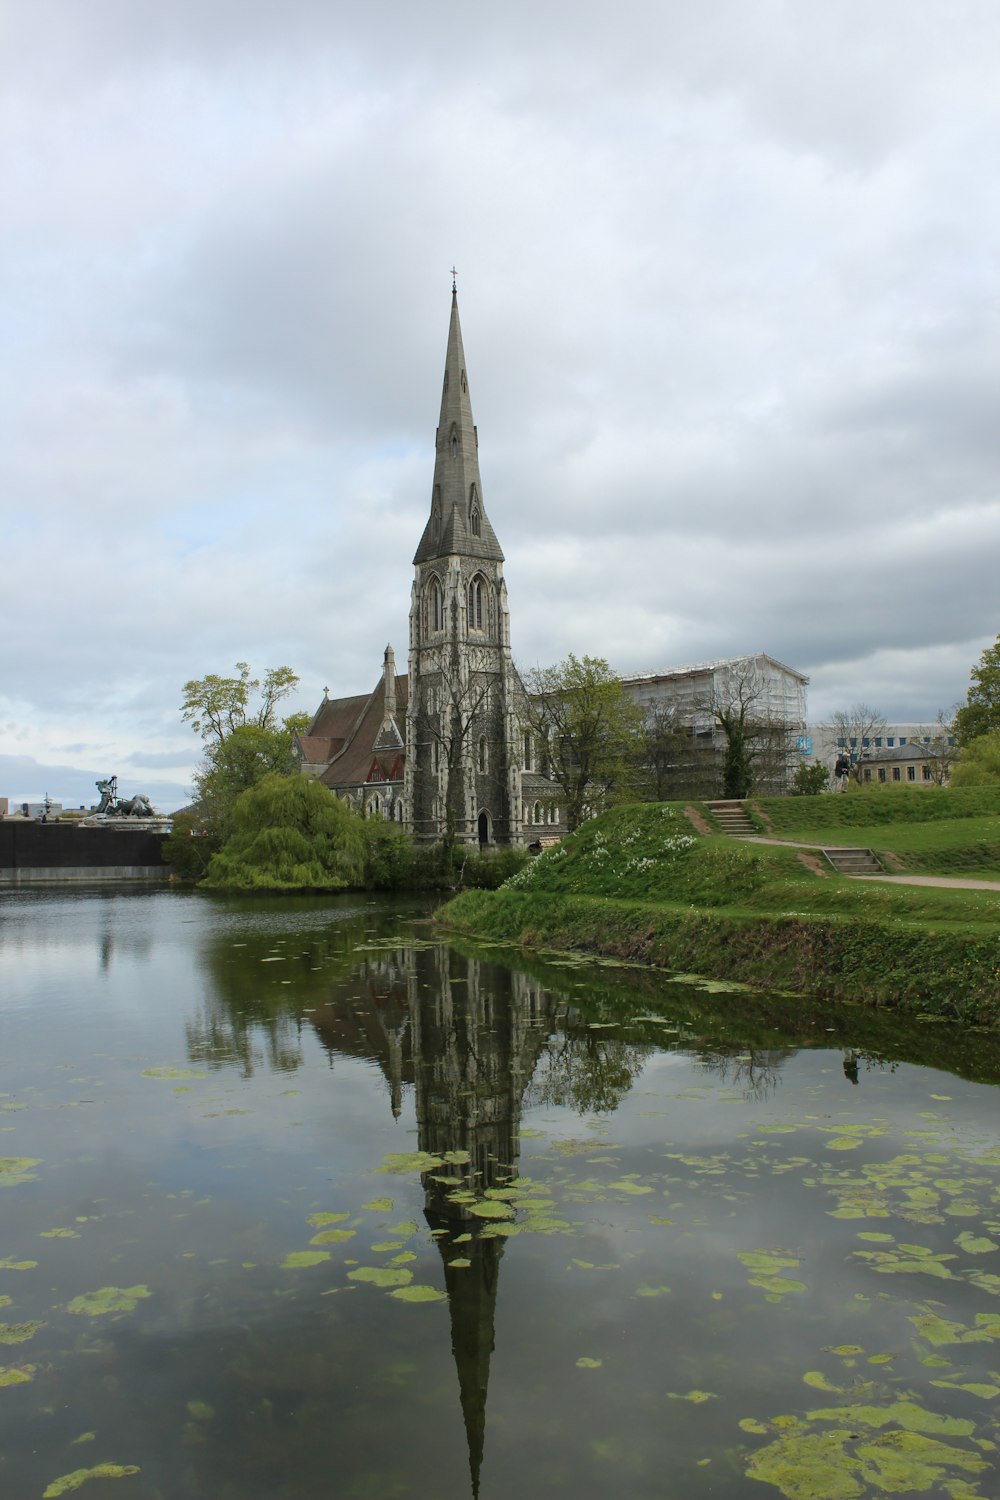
[414,288,504,565]
[382,643,396,720]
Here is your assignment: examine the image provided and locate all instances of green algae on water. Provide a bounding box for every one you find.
[0,1363,36,1386]
[66,1286,151,1317]
[43,1464,140,1497]
[282,1251,330,1269]
[0,1157,41,1186]
[0,1320,45,1344]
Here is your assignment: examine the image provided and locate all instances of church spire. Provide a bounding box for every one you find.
[413,287,504,565]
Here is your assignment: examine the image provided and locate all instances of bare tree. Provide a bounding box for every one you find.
[921,710,957,786]
[697,658,793,798]
[830,703,887,784]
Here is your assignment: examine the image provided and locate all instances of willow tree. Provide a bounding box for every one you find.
[203,774,367,891]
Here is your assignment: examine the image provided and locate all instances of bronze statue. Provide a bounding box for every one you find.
[95,777,155,818]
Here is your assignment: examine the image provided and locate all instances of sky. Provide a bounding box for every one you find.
[2,0,998,811]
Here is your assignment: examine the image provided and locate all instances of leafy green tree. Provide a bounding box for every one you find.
[203,774,368,890]
[790,761,830,796]
[522,655,644,830]
[182,663,300,747]
[950,731,1000,787]
[179,662,308,847]
[195,719,307,832]
[953,634,1000,747]
[162,808,221,880]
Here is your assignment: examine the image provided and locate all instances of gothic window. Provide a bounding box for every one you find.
[468,576,484,630]
[523,732,532,771]
[450,426,459,458]
[396,801,405,822]
[426,577,443,634]
[471,510,481,536]
[532,802,542,824]
[460,369,467,392]
[478,736,488,773]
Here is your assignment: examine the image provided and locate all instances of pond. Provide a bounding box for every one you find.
[1,887,999,1500]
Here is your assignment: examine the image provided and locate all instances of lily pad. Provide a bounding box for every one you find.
[309,1229,355,1245]
[389,1284,447,1303]
[282,1252,330,1269]
[348,1266,413,1288]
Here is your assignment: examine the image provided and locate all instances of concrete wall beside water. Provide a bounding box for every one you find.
[0,823,169,883]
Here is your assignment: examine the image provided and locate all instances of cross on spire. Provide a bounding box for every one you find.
[450,265,458,292]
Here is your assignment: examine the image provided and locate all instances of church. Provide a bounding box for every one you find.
[295,287,562,847]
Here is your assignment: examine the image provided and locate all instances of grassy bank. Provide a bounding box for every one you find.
[749,785,1000,878]
[439,800,1000,1026]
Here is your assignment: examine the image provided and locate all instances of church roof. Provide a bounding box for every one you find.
[414,289,504,566]
[315,674,409,790]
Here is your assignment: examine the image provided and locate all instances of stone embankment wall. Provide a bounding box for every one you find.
[0,823,169,883]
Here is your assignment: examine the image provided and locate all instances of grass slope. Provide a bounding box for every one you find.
[750,786,1000,878]
[441,801,1000,1025]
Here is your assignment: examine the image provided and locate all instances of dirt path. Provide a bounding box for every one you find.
[738,835,1000,891]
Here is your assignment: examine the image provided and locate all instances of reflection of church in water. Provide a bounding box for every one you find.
[313,946,554,1498]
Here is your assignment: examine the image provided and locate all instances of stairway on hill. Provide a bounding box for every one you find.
[822,847,884,876]
[707,800,756,836]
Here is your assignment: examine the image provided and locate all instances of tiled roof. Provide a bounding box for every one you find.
[319,675,410,790]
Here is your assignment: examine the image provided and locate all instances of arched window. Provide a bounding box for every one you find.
[451,427,459,458]
[468,576,483,630]
[426,577,443,634]
[396,801,405,823]
[478,736,488,773]
[523,732,532,771]
[533,802,542,824]
[471,510,481,536]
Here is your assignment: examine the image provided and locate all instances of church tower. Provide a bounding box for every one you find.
[404,286,522,846]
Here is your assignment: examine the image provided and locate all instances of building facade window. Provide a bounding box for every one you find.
[523,732,532,771]
[907,765,916,781]
[478,736,488,773]
[892,767,901,782]
[878,768,887,783]
[468,576,484,629]
[533,802,542,824]
[922,766,932,781]
[863,768,872,782]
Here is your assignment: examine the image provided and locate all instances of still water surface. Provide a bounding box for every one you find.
[2,888,1000,1499]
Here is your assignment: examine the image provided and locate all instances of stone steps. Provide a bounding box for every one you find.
[822,847,884,876]
[706,800,756,836]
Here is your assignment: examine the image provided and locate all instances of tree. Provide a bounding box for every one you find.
[790,761,830,796]
[953,633,1000,747]
[182,663,300,747]
[950,731,1000,787]
[195,720,306,832]
[203,774,368,890]
[521,655,644,831]
[633,702,713,802]
[921,710,957,787]
[697,659,793,799]
[830,703,887,784]
[180,663,307,842]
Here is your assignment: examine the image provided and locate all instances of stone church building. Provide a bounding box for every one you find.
[295,289,560,847]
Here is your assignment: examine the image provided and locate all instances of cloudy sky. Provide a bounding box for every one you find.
[2,1,998,810]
